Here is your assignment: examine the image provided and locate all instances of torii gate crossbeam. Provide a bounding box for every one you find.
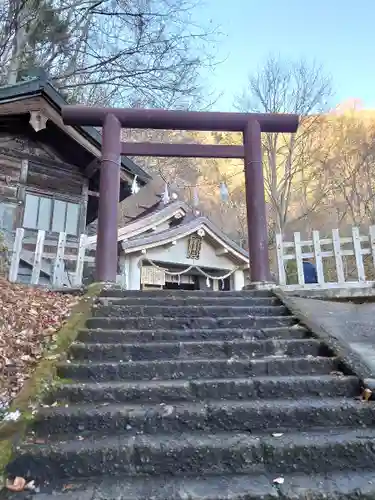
[62,106,299,285]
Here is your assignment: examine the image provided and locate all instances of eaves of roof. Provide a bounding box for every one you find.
[0,78,151,182]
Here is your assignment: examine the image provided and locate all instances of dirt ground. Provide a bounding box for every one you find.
[0,278,77,413]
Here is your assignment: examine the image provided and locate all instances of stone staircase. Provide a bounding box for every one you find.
[4,289,375,499]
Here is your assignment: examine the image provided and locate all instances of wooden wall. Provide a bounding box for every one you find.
[0,131,88,236]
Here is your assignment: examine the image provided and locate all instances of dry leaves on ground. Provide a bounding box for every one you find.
[0,278,78,413]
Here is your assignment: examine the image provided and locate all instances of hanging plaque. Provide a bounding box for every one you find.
[187,234,202,260]
[141,266,166,285]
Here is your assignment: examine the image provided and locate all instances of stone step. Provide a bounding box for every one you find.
[8,470,375,500]
[8,428,375,481]
[97,295,281,306]
[32,397,371,438]
[77,325,310,344]
[57,356,339,382]
[86,315,298,331]
[51,375,361,405]
[92,304,289,318]
[100,289,274,298]
[267,470,375,500]
[6,470,375,499]
[69,338,325,362]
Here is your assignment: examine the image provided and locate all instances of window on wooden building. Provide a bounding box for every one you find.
[23,193,80,235]
[0,202,16,232]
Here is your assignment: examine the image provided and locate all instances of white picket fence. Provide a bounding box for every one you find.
[7,228,126,288]
[276,226,375,290]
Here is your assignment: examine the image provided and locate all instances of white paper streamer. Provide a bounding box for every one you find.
[131,175,140,194]
[193,186,200,207]
[162,183,170,204]
[220,181,229,203]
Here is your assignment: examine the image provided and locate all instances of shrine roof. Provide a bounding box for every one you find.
[121,214,249,263]
[86,199,189,246]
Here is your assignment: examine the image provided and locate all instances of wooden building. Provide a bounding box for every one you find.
[0,70,150,283]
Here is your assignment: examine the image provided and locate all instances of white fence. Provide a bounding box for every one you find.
[276,226,375,290]
[7,228,126,288]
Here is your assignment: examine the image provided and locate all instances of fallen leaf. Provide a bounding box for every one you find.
[330,371,344,377]
[6,476,26,492]
[362,388,373,401]
[3,410,21,421]
[0,278,75,410]
[162,405,174,416]
[25,480,37,491]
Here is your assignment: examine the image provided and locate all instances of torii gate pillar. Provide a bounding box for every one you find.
[62,106,299,284]
[95,114,121,282]
[243,120,269,283]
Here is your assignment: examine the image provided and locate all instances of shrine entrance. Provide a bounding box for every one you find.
[62,106,299,285]
[163,281,197,291]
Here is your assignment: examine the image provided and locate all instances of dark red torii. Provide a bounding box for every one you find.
[62,106,299,285]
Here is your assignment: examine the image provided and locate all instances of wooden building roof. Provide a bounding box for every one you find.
[0,71,151,223]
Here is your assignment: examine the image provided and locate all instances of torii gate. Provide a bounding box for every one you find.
[62,107,299,285]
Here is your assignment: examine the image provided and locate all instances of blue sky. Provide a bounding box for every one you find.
[196,0,375,111]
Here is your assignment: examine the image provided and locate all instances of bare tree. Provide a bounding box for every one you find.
[0,0,218,108]
[0,0,72,85]
[234,55,333,237]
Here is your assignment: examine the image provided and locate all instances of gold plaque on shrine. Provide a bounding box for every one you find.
[187,234,202,260]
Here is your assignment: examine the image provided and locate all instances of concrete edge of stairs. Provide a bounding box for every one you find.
[274,288,373,386]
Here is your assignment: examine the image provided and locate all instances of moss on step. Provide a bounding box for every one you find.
[0,282,104,483]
